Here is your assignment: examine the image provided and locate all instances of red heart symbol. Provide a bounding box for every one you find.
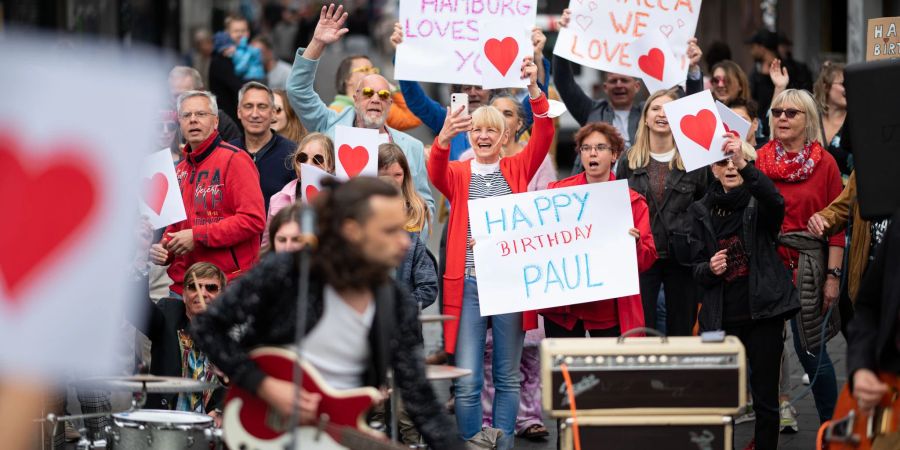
[638,48,665,82]
[142,172,168,215]
[680,109,717,150]
[723,122,740,139]
[484,37,519,77]
[884,37,891,44]
[0,132,99,301]
[338,144,369,178]
[305,185,320,202]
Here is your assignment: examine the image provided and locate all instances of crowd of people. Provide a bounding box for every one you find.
[43,4,900,450]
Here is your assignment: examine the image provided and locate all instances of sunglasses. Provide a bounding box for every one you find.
[361,87,391,100]
[714,159,735,168]
[297,152,326,166]
[711,76,729,87]
[350,65,380,75]
[185,283,220,294]
[771,108,804,119]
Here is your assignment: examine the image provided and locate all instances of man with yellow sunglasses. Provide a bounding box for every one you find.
[328,56,422,131]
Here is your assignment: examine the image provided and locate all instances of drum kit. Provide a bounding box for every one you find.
[40,375,221,449]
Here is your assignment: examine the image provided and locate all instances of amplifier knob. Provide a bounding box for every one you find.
[648,355,657,363]
[584,356,594,364]
[638,355,647,363]
[615,355,625,364]
[659,355,669,363]
[596,356,604,364]
[564,357,574,365]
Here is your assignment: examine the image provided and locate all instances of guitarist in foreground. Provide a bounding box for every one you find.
[192,177,460,449]
[842,209,900,445]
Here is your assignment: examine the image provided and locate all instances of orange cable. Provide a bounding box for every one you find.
[816,420,829,449]
[560,363,581,450]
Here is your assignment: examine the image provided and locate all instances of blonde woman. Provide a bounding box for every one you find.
[616,87,709,336]
[272,89,307,144]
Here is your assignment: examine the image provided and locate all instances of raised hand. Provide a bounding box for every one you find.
[687,37,702,71]
[721,134,746,169]
[437,105,472,148]
[559,9,571,28]
[303,4,349,60]
[531,27,546,56]
[391,22,403,49]
[769,58,789,88]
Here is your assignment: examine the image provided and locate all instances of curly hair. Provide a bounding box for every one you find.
[311,177,402,290]
[574,122,625,159]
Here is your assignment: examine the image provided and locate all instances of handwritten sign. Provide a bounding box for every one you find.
[468,180,639,316]
[395,0,537,85]
[333,125,382,180]
[299,163,336,203]
[867,16,900,61]
[715,100,751,143]
[663,90,727,172]
[140,148,187,229]
[479,19,533,89]
[553,0,701,78]
[628,29,684,93]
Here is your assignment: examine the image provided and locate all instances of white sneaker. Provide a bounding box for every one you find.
[802,373,810,385]
[779,401,799,433]
[734,403,756,424]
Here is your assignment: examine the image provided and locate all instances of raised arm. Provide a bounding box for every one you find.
[428,105,471,197]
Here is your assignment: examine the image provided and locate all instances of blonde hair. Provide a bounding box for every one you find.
[469,105,508,157]
[378,143,430,232]
[274,90,308,144]
[291,132,335,174]
[768,89,824,145]
[627,88,685,171]
[813,61,845,116]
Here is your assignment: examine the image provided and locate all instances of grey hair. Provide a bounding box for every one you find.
[489,92,526,138]
[768,89,824,144]
[177,90,218,116]
[169,66,204,90]
[238,81,275,107]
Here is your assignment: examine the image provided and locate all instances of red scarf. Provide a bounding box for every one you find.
[757,140,823,182]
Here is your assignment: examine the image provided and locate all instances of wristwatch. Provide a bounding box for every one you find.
[826,267,843,278]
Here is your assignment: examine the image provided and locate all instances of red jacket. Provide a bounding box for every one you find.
[428,94,554,354]
[539,172,657,333]
[164,131,266,294]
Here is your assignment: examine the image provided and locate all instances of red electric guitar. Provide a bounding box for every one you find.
[221,347,406,450]
[819,372,900,449]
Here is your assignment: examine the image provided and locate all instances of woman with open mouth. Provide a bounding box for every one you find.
[616,88,710,337]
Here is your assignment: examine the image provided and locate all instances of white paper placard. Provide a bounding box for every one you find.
[299,163,336,204]
[663,90,728,172]
[553,0,702,78]
[479,19,533,89]
[468,180,639,316]
[547,99,568,118]
[628,29,685,93]
[140,148,187,229]
[394,0,538,85]
[333,125,380,180]
[715,100,752,142]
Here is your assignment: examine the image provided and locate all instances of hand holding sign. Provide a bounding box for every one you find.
[663,90,728,172]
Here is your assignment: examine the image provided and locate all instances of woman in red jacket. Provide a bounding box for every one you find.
[427,57,553,449]
[540,122,657,338]
[757,89,844,425]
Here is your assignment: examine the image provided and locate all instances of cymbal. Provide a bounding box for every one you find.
[74,375,214,393]
[419,314,456,323]
[426,364,472,381]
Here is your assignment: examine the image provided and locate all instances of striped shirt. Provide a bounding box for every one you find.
[466,160,513,268]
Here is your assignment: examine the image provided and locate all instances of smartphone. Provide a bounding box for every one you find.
[450,93,469,116]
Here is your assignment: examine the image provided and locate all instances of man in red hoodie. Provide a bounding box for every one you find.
[150,90,265,295]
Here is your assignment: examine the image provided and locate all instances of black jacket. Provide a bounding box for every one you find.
[616,153,709,263]
[848,210,900,378]
[130,297,226,411]
[209,52,243,120]
[229,132,297,211]
[192,252,458,449]
[688,164,800,330]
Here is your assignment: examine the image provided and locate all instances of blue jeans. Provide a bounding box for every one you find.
[455,277,525,449]
[790,318,837,422]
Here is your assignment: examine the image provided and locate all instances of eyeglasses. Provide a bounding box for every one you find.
[604,78,634,85]
[240,103,271,112]
[711,76,729,87]
[297,152,326,166]
[360,87,391,100]
[185,283,220,294]
[160,122,177,133]
[714,159,735,168]
[771,108,804,119]
[579,144,612,153]
[179,111,214,121]
[350,66,380,75]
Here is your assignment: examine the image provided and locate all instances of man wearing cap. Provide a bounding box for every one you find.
[747,29,813,140]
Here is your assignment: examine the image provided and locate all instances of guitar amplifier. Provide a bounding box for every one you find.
[541,335,746,417]
[559,415,733,450]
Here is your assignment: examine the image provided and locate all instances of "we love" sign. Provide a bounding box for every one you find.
[394,0,537,85]
[553,0,701,79]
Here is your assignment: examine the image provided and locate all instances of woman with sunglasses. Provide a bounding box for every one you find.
[709,60,751,105]
[264,132,335,247]
[272,90,307,144]
[757,89,844,426]
[689,136,799,450]
[429,56,551,450]
[616,88,709,336]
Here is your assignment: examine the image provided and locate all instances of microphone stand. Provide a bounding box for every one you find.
[287,206,316,450]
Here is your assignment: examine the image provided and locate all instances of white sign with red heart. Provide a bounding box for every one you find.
[299,163,336,204]
[662,90,728,172]
[479,20,534,90]
[715,100,752,143]
[140,148,187,229]
[333,125,385,181]
[628,29,684,93]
